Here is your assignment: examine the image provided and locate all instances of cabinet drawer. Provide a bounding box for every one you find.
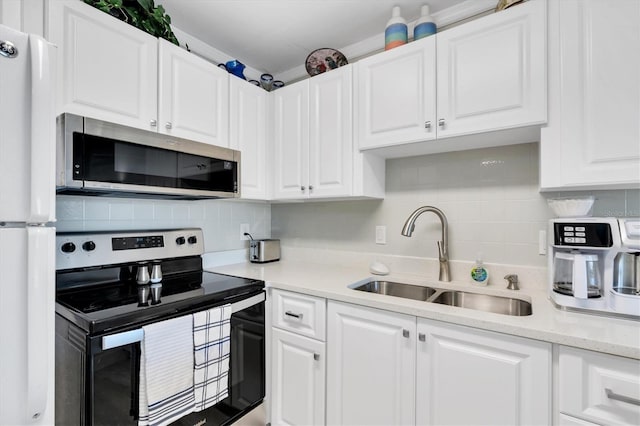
[272,289,326,341]
[559,346,640,425]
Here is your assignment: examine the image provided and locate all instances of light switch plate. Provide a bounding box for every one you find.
[376,225,386,245]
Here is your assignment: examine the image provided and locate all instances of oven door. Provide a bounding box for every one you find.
[57,292,265,426]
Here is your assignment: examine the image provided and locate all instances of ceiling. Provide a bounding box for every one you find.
[159,0,470,78]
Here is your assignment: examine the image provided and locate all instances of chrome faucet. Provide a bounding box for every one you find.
[401,206,450,282]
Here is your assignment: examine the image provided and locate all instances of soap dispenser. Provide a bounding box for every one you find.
[414,4,437,40]
[385,6,408,50]
[470,252,489,286]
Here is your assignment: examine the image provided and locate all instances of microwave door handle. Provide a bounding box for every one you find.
[28,35,55,223]
[26,227,55,421]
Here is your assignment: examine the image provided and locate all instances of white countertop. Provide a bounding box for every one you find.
[206,259,640,360]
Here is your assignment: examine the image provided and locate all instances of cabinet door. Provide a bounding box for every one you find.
[158,38,229,146]
[416,318,551,426]
[229,78,269,199]
[271,328,325,426]
[272,81,309,199]
[436,0,546,138]
[327,301,415,426]
[559,346,640,425]
[357,36,436,150]
[308,65,353,198]
[540,0,640,190]
[48,1,158,131]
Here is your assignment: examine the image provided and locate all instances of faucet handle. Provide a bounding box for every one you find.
[504,274,519,290]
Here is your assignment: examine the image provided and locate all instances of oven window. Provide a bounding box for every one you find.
[93,343,139,425]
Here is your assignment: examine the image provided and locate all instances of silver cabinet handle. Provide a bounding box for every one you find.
[150,119,157,127]
[301,186,306,191]
[309,185,314,191]
[165,122,172,129]
[606,388,640,406]
[418,333,426,342]
[313,353,320,361]
[425,121,431,131]
[402,329,410,338]
[438,118,445,128]
[285,311,303,320]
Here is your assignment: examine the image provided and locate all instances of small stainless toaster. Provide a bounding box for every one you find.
[249,239,280,263]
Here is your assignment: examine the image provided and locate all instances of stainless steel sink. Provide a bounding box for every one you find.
[430,291,532,316]
[352,281,437,301]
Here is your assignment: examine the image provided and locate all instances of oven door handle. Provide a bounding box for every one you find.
[102,292,266,350]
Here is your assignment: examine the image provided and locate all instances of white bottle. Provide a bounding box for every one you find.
[470,253,489,286]
[413,5,437,41]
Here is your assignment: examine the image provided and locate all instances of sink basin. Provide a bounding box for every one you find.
[431,291,532,316]
[352,281,437,301]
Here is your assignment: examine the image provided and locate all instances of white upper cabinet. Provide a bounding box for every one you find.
[416,318,551,426]
[229,78,270,200]
[308,66,353,198]
[540,0,640,190]
[48,0,158,131]
[436,0,546,138]
[272,80,309,199]
[357,0,546,157]
[158,38,229,146]
[48,1,229,146]
[272,65,383,201]
[357,35,436,150]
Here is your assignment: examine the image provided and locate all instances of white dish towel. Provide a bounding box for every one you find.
[192,304,232,412]
[139,315,195,426]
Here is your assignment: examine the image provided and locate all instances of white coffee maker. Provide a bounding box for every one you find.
[548,217,640,319]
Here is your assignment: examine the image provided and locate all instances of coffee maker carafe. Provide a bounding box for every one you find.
[553,251,602,298]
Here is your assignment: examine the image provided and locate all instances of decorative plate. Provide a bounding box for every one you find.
[305,48,348,76]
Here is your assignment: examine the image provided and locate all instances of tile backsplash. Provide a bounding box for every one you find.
[56,196,271,253]
[56,143,638,268]
[272,143,639,268]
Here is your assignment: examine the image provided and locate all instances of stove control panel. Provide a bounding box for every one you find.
[56,228,204,270]
[112,235,164,251]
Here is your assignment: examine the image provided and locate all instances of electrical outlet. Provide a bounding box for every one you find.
[240,223,250,240]
[376,225,387,245]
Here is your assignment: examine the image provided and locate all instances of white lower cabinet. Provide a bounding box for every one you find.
[271,328,325,426]
[558,413,599,426]
[416,318,551,426]
[325,301,551,426]
[559,346,640,425]
[270,290,326,426]
[326,301,416,426]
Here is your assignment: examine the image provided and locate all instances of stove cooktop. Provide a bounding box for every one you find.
[56,271,264,334]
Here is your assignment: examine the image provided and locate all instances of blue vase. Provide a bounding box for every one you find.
[225,60,246,80]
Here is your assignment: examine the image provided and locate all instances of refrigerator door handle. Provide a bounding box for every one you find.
[26,227,54,421]
[28,34,55,223]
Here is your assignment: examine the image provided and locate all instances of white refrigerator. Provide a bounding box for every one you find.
[0,24,56,425]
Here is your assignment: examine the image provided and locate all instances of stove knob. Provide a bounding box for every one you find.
[82,241,96,252]
[188,236,197,244]
[61,242,76,253]
[176,236,186,245]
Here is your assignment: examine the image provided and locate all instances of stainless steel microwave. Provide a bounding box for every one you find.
[56,113,240,199]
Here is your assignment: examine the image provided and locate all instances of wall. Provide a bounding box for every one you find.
[56,196,271,253]
[272,143,640,268]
